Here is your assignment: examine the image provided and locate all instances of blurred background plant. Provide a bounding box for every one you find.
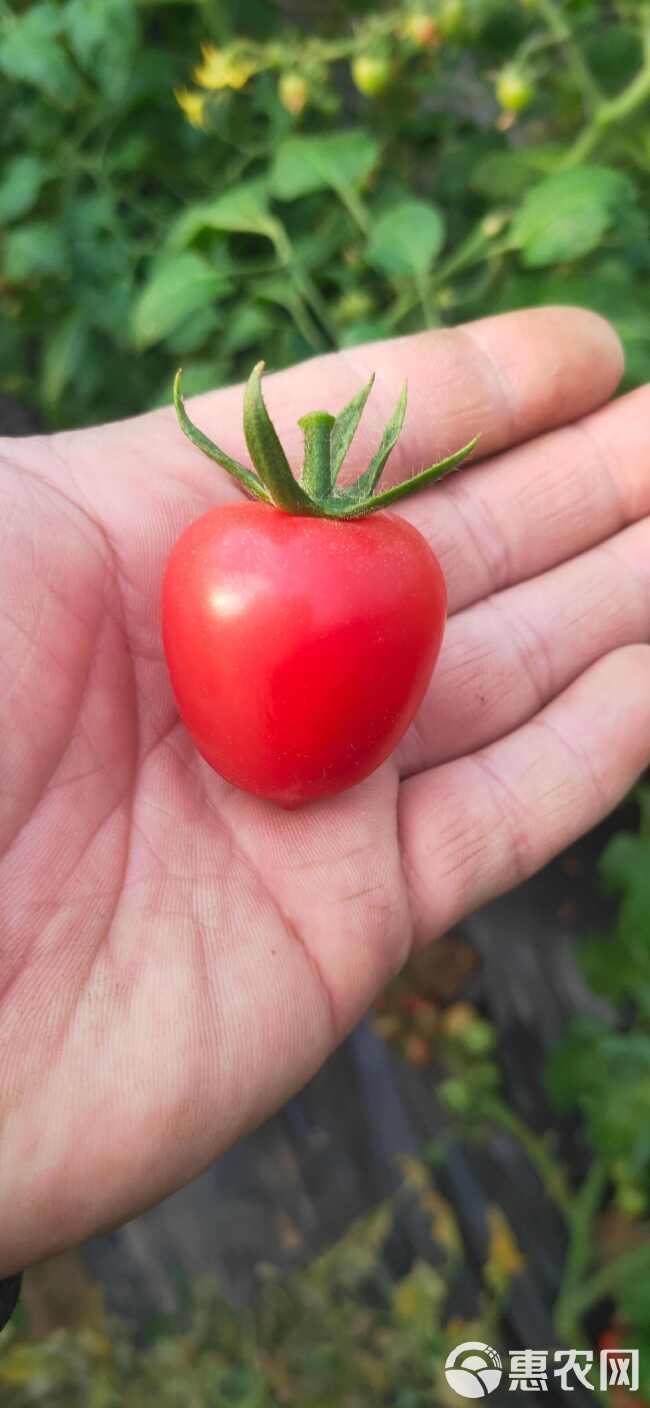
[373,787,650,1395]
[1,0,650,427]
[0,1192,516,1407]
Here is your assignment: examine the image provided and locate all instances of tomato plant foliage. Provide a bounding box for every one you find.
[2,0,650,426]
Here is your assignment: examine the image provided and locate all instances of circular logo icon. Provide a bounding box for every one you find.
[445,1342,503,1398]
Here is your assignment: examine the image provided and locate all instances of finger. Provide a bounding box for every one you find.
[400,644,650,945]
[63,306,622,503]
[399,512,650,775]
[255,305,623,487]
[400,383,650,616]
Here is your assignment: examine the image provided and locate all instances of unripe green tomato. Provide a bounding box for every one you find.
[481,210,507,239]
[496,66,534,113]
[403,12,440,47]
[436,286,456,310]
[352,52,392,98]
[336,289,375,323]
[438,0,465,39]
[278,71,309,116]
[458,1020,495,1056]
[615,1182,646,1219]
[439,1078,472,1114]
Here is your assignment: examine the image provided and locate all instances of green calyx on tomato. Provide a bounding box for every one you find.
[173,361,478,520]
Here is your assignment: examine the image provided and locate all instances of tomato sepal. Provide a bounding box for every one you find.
[342,380,407,500]
[174,360,479,519]
[173,370,271,504]
[244,361,315,513]
[330,373,375,482]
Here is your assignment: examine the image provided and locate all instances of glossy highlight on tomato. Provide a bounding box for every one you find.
[162,501,447,808]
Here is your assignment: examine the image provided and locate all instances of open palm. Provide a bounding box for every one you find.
[2,307,650,1276]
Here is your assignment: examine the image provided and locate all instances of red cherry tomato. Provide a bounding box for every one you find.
[162,501,446,808]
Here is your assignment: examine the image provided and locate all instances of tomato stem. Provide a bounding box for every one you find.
[299,411,336,497]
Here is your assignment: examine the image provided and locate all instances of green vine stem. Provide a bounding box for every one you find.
[561,4,650,168]
[481,1098,572,1219]
[533,0,602,111]
[557,1236,650,1340]
[271,224,339,348]
[554,1158,608,1344]
[333,180,370,235]
[385,222,499,332]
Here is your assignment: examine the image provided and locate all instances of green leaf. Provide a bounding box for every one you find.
[246,276,324,352]
[130,253,231,350]
[3,223,67,280]
[368,201,444,280]
[64,0,137,101]
[0,3,81,105]
[0,319,22,391]
[162,305,222,357]
[0,155,47,224]
[108,135,151,174]
[470,146,564,200]
[568,786,650,1020]
[221,303,276,355]
[42,313,89,406]
[510,165,638,268]
[367,201,446,279]
[338,319,390,349]
[435,134,502,204]
[330,376,375,483]
[292,214,350,271]
[584,25,642,96]
[548,1025,650,1167]
[618,1275,650,1356]
[169,181,278,244]
[271,131,380,201]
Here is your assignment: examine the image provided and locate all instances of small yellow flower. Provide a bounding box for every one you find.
[485,1206,525,1292]
[175,88,207,129]
[194,42,258,91]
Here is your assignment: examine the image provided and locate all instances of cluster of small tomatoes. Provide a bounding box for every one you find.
[372,989,492,1068]
[277,3,534,122]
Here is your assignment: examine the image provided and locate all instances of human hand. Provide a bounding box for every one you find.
[2,307,649,1274]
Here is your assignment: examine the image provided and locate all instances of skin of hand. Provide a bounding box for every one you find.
[1,306,650,1277]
